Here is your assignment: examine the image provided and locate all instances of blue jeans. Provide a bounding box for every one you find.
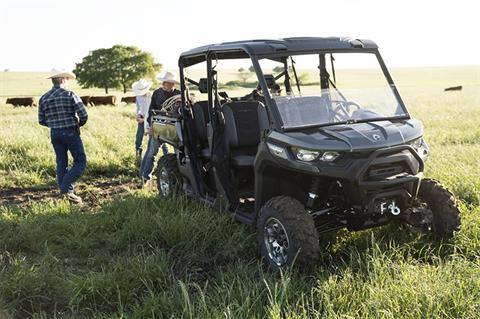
[135,123,144,151]
[140,136,168,180]
[50,128,87,194]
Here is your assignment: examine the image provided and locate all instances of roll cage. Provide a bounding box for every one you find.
[178,37,409,133]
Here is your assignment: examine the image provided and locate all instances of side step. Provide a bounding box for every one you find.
[184,187,255,225]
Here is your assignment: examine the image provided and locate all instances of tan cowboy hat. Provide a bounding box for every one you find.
[132,79,153,96]
[48,69,76,80]
[156,71,179,85]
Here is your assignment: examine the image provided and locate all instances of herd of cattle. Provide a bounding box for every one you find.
[4,96,136,107]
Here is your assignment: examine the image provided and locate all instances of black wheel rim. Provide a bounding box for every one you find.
[407,199,435,233]
[264,217,290,267]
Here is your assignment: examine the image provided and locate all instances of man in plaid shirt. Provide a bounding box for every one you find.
[39,71,88,204]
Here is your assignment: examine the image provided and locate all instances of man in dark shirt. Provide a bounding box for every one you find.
[39,71,88,203]
[140,71,180,187]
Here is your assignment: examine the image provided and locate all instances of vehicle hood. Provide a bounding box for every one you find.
[269,119,423,152]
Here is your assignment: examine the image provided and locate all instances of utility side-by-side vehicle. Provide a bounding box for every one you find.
[151,37,460,270]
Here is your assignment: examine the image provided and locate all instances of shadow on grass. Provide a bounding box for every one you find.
[0,192,257,317]
[321,222,462,269]
[0,192,471,318]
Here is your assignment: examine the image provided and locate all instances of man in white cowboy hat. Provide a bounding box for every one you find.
[131,78,153,163]
[38,70,88,204]
[140,71,180,187]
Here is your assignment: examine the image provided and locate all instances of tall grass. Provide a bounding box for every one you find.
[1,67,479,318]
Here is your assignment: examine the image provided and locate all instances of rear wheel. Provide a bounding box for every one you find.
[406,178,461,239]
[156,154,181,196]
[257,196,320,271]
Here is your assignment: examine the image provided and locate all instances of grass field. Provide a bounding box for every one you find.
[0,67,479,318]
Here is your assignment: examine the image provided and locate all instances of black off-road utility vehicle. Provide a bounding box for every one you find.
[151,37,460,270]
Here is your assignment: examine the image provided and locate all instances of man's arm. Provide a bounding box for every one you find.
[38,96,48,126]
[146,90,157,127]
[72,93,88,126]
[135,97,144,117]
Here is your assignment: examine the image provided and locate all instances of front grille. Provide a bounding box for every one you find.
[367,162,409,181]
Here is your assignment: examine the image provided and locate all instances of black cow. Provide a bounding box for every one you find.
[80,96,92,106]
[6,97,37,107]
[121,96,136,104]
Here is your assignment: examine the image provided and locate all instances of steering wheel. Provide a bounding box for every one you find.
[331,100,361,121]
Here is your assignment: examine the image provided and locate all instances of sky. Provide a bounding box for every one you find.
[0,0,479,71]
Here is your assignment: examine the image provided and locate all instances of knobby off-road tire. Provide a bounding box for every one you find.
[257,196,320,271]
[156,154,181,196]
[417,178,461,239]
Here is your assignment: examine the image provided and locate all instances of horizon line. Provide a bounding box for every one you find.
[1,64,480,73]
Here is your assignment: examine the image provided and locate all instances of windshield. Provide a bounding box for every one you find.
[259,52,407,129]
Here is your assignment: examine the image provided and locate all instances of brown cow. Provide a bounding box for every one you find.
[6,97,37,107]
[89,96,117,106]
[444,86,463,92]
[121,96,136,104]
[80,96,92,106]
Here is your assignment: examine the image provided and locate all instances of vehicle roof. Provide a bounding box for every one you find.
[179,37,378,67]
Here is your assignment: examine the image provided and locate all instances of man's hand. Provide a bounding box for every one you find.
[136,115,144,123]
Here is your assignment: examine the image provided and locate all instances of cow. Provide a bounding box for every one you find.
[121,96,136,104]
[89,96,117,106]
[80,96,92,106]
[444,86,462,92]
[6,97,37,107]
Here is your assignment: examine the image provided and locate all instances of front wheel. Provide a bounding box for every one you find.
[406,178,461,239]
[156,154,181,196]
[257,196,320,271]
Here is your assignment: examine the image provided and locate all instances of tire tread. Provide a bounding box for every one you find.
[257,196,320,270]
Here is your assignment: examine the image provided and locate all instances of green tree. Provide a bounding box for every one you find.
[110,45,161,93]
[74,48,118,94]
[74,45,161,94]
[248,65,255,73]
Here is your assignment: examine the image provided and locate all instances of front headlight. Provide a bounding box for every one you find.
[267,142,289,159]
[291,148,340,162]
[320,151,340,162]
[294,148,320,162]
[408,137,429,160]
[409,138,423,149]
[268,143,341,163]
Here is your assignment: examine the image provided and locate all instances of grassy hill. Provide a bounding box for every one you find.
[0,67,479,318]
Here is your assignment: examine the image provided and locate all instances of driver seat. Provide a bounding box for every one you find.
[222,101,263,167]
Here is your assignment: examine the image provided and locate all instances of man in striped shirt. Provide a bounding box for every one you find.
[39,71,88,204]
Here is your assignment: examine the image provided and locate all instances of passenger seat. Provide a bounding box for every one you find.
[192,101,210,158]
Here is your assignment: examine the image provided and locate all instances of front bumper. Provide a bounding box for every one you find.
[267,143,424,215]
[351,145,424,214]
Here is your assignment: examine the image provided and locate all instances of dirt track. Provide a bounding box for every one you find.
[0,176,140,209]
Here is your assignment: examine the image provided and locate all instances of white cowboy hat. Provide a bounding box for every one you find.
[48,69,76,80]
[156,71,179,85]
[132,79,153,96]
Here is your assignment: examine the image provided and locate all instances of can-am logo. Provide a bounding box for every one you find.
[372,134,381,141]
